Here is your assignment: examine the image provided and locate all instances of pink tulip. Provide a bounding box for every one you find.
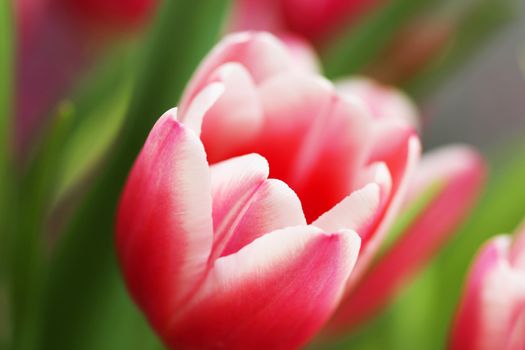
[117,32,421,347]
[178,32,420,278]
[450,223,525,350]
[231,0,384,43]
[328,144,486,331]
[16,0,156,155]
[117,108,362,349]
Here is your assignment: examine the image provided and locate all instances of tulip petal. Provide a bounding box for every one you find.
[198,63,264,163]
[451,236,525,350]
[510,223,525,271]
[354,135,421,269]
[312,184,380,232]
[312,162,392,241]
[180,31,298,114]
[181,82,225,137]
[221,178,307,256]
[331,145,485,330]
[336,77,419,128]
[313,182,384,239]
[208,153,306,259]
[328,135,420,326]
[116,111,213,332]
[256,72,373,222]
[166,226,361,350]
[279,34,321,73]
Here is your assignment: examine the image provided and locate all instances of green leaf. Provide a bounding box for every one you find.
[0,1,12,348]
[38,1,231,349]
[52,51,134,202]
[10,104,74,350]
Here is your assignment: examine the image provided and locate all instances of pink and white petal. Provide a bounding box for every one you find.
[209,154,306,259]
[511,222,525,271]
[116,111,213,333]
[209,153,269,257]
[339,135,421,298]
[279,33,321,73]
[166,226,361,350]
[181,82,225,136]
[288,94,373,222]
[450,236,510,350]
[256,73,373,222]
[404,145,486,205]
[197,63,264,163]
[336,77,419,129]
[312,182,384,240]
[313,162,392,241]
[451,236,525,350]
[221,178,307,256]
[180,31,297,113]
[329,146,485,330]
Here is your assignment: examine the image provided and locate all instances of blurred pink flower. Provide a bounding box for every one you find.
[450,223,525,350]
[15,0,157,155]
[116,32,486,346]
[328,141,486,330]
[230,0,384,43]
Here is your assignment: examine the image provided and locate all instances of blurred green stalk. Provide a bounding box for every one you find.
[0,1,13,348]
[10,106,72,350]
[36,1,231,349]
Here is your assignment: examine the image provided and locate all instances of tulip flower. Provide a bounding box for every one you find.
[328,142,486,331]
[450,223,525,350]
[117,107,363,349]
[117,32,421,347]
[178,32,420,282]
[16,0,157,155]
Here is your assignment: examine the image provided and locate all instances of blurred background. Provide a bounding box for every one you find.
[1,0,525,349]
[424,1,525,152]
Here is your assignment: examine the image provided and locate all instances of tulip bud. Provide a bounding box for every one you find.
[450,223,525,350]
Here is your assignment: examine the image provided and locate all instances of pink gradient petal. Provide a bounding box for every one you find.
[451,236,525,350]
[279,34,321,73]
[166,226,361,350]
[198,64,264,163]
[312,161,392,240]
[331,145,486,330]
[208,154,306,259]
[180,32,300,114]
[312,184,381,235]
[256,72,373,222]
[509,222,525,272]
[352,135,421,273]
[336,77,419,128]
[116,111,213,333]
[327,135,420,330]
[221,178,307,256]
[181,82,225,136]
